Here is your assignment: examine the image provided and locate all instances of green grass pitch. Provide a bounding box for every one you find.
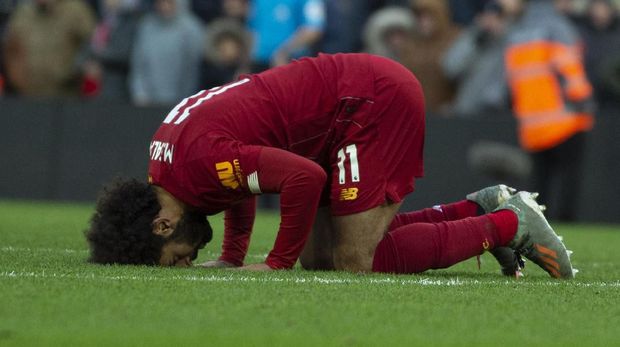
[1,199,619,346]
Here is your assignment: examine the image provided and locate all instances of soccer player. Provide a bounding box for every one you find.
[85,53,576,278]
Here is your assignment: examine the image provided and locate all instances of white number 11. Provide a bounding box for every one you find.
[163,78,250,125]
[337,144,360,185]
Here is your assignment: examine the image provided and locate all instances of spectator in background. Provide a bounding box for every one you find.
[3,0,96,97]
[400,0,460,113]
[442,0,510,118]
[130,0,203,106]
[577,0,620,105]
[501,0,594,221]
[80,0,143,100]
[199,18,250,89]
[362,6,415,62]
[247,0,325,72]
[321,0,370,54]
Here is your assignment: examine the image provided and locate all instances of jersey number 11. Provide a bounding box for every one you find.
[337,144,360,185]
[162,78,250,125]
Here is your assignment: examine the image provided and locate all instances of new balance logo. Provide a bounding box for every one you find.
[340,188,359,201]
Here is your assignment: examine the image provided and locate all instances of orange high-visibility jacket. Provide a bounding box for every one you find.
[505,1,594,152]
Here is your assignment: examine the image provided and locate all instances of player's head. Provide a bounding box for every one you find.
[85,178,212,266]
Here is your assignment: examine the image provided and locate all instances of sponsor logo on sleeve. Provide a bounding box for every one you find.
[215,159,243,190]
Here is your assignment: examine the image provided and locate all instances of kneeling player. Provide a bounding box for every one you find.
[85,53,575,278]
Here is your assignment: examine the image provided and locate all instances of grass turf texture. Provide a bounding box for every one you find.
[1,200,619,347]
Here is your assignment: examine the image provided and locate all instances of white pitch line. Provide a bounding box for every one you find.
[2,247,618,271]
[1,271,619,289]
[2,247,619,288]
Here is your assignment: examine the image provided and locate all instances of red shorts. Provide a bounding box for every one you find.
[326,55,426,216]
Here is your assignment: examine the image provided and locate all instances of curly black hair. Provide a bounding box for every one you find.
[85,178,165,265]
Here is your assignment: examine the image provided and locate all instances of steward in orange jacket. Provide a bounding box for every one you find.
[504,0,594,152]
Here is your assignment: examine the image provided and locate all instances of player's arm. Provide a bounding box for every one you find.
[200,197,256,268]
[219,197,257,267]
[239,147,327,270]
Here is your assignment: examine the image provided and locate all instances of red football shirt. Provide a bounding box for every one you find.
[148,53,417,269]
[149,54,424,268]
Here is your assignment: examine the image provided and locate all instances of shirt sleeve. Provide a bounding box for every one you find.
[219,197,256,266]
[252,146,327,269]
[184,138,326,269]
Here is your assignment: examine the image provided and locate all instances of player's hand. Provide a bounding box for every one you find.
[235,263,274,271]
[198,260,237,268]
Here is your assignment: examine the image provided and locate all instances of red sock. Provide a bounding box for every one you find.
[487,210,519,246]
[373,210,518,274]
[389,200,480,231]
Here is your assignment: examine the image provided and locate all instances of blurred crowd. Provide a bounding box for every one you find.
[0,0,619,112]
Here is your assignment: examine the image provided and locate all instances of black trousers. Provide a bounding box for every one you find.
[530,131,588,222]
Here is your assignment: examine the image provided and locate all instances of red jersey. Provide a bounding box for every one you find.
[148,53,425,269]
[149,53,375,211]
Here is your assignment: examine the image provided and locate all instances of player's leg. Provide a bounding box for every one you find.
[329,185,524,275]
[389,200,481,231]
[373,192,576,278]
[299,207,335,270]
[373,209,519,273]
[330,195,500,272]
[387,185,524,276]
[390,185,517,230]
[331,202,401,272]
